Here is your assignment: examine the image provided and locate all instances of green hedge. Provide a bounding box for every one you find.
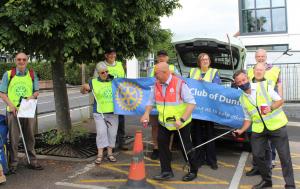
[0,62,97,85]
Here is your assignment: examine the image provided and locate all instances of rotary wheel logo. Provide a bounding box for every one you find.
[14,85,27,97]
[116,82,143,111]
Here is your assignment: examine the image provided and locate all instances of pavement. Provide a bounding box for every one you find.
[1,116,300,189]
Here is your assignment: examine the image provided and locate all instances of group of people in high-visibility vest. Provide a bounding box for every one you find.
[0,48,295,188]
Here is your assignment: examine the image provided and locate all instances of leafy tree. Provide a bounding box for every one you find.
[0,0,180,135]
[152,29,176,59]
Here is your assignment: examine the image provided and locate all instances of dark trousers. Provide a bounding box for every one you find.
[191,119,217,166]
[7,112,37,167]
[251,126,295,188]
[116,115,125,145]
[252,141,272,169]
[157,122,198,173]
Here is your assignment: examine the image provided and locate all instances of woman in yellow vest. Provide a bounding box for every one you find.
[81,62,118,164]
[189,53,221,170]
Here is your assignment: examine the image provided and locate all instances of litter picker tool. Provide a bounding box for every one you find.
[187,128,236,155]
[272,48,293,63]
[166,116,190,172]
[91,90,112,128]
[16,114,30,164]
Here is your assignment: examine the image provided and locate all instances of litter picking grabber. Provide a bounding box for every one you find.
[187,128,236,155]
[16,113,31,164]
[91,90,112,128]
[166,116,190,171]
[176,127,191,172]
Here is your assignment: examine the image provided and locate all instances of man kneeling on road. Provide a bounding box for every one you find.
[140,62,198,181]
[233,70,295,189]
[0,52,43,174]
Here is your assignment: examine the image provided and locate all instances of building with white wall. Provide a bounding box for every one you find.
[236,0,300,101]
[237,0,300,64]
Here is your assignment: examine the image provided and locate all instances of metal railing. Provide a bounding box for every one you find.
[247,63,300,102]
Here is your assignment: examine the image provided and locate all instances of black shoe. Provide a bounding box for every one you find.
[182,172,197,182]
[9,167,17,174]
[27,163,44,170]
[252,180,272,189]
[118,144,129,151]
[210,164,218,170]
[153,172,174,180]
[150,149,159,160]
[246,168,260,176]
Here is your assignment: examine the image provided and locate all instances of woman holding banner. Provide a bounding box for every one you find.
[81,62,118,165]
[189,53,221,170]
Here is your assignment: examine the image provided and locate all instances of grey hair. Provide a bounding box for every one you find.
[96,62,108,72]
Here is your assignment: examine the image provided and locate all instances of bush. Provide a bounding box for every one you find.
[41,125,89,145]
[0,61,97,85]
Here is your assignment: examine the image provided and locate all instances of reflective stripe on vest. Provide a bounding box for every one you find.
[7,70,33,111]
[107,61,125,78]
[92,79,114,113]
[240,81,288,133]
[247,66,280,89]
[154,75,191,130]
[150,64,175,77]
[189,68,217,82]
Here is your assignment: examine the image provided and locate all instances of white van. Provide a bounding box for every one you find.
[173,36,250,148]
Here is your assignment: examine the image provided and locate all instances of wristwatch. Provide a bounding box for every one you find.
[180,117,186,123]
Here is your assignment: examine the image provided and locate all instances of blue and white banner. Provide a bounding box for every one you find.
[112,78,157,116]
[112,78,244,128]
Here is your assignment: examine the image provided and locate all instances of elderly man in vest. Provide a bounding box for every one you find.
[94,47,128,151]
[0,52,43,174]
[141,62,198,181]
[246,49,283,176]
[233,70,295,189]
[147,50,180,160]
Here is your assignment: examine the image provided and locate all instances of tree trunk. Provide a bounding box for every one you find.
[51,57,72,134]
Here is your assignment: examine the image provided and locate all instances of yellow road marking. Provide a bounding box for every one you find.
[165,180,228,185]
[98,164,175,189]
[272,175,300,184]
[218,160,235,168]
[80,179,126,183]
[291,153,300,158]
[240,184,294,188]
[172,164,228,184]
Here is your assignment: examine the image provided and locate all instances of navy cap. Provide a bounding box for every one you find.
[105,47,116,54]
[157,50,168,56]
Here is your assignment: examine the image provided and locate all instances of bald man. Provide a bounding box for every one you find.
[0,52,43,174]
[247,48,283,96]
[141,62,199,181]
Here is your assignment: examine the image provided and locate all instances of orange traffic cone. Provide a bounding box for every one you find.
[119,130,155,189]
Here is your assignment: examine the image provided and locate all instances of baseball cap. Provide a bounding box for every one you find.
[105,47,116,54]
[157,50,168,56]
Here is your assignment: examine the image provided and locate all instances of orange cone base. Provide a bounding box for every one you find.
[119,178,155,189]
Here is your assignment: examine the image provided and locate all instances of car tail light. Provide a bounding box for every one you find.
[235,137,245,142]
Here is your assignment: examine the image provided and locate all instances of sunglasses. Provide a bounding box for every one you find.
[100,71,109,74]
[17,58,27,61]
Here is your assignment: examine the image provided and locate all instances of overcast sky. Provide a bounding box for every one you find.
[160,0,240,41]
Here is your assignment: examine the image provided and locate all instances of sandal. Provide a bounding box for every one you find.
[107,154,117,162]
[95,155,103,164]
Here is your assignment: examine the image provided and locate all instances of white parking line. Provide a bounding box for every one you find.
[228,151,249,189]
[68,163,95,179]
[55,182,108,189]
